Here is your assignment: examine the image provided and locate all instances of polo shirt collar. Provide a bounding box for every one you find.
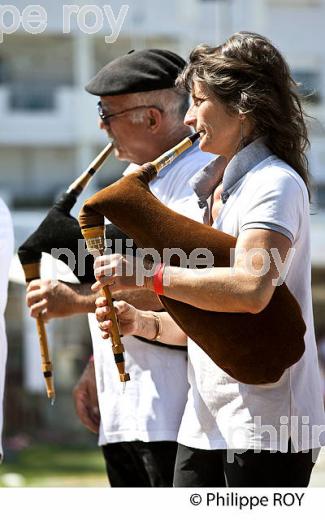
[189,156,226,207]
[222,137,272,198]
[189,137,272,205]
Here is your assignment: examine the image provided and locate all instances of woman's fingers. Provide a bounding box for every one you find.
[95,299,136,338]
[92,254,139,292]
[95,305,109,322]
[91,278,116,292]
[98,319,113,340]
[113,300,129,314]
[98,319,112,331]
[95,295,107,307]
[95,293,137,339]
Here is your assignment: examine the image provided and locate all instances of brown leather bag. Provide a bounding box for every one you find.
[79,163,306,384]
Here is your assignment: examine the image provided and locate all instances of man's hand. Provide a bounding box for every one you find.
[73,361,100,434]
[26,279,95,320]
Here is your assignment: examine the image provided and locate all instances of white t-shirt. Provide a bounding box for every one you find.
[176,139,325,452]
[88,141,214,445]
[0,199,14,460]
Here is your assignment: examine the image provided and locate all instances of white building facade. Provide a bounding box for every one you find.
[1,0,325,208]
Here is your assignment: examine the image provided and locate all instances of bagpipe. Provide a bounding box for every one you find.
[18,142,133,398]
[79,133,306,385]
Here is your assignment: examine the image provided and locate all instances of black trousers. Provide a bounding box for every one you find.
[173,441,319,487]
[102,440,178,487]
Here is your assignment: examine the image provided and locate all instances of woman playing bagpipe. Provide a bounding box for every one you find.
[84,33,325,486]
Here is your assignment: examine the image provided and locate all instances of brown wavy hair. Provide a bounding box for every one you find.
[177,32,311,196]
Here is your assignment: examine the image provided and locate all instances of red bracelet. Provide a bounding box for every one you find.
[153,263,165,295]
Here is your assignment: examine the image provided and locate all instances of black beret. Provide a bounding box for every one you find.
[85,49,186,96]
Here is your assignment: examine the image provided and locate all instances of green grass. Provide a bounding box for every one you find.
[0,444,108,487]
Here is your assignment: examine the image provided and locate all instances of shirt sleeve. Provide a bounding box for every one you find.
[0,199,13,461]
[0,200,14,314]
[239,167,306,244]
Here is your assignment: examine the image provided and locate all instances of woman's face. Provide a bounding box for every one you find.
[184,80,246,162]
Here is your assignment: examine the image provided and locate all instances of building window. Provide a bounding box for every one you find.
[292,71,321,104]
[315,185,325,210]
[9,83,55,111]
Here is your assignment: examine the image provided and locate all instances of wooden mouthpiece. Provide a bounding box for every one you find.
[151,132,200,173]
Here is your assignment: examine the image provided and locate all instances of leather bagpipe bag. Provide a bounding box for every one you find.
[79,163,306,385]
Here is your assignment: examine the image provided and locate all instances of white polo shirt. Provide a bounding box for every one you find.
[88,141,214,445]
[0,199,14,460]
[176,138,325,452]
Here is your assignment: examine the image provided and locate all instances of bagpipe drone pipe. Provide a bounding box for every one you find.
[18,142,136,393]
[18,143,136,285]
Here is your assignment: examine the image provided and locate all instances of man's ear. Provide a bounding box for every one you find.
[147,107,162,133]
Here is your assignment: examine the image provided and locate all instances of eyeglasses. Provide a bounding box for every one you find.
[97,101,164,123]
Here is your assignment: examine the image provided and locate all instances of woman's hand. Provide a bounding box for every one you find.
[95,296,141,339]
[96,295,188,346]
[92,254,154,293]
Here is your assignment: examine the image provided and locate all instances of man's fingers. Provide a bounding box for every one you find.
[30,299,48,318]
[26,279,53,294]
[76,405,99,433]
[81,409,100,434]
[26,279,41,292]
[73,392,99,434]
[26,290,45,307]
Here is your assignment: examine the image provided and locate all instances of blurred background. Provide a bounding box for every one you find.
[0,0,325,486]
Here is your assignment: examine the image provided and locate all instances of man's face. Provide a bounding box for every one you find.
[98,94,153,164]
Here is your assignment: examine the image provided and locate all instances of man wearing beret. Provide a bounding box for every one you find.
[26,49,213,486]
